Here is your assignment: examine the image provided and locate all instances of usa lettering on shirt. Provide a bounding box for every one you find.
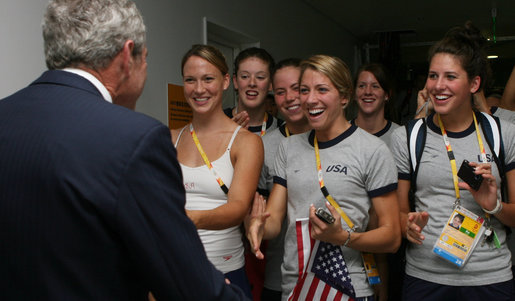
[326,164,348,175]
[477,154,494,163]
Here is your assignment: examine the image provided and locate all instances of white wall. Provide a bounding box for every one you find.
[1,0,357,125]
[0,0,48,99]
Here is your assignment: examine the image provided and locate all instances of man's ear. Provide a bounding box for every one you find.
[121,40,135,76]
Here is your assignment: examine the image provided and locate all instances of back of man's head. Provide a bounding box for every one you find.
[42,0,146,71]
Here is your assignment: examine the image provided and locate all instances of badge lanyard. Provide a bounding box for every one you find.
[436,113,486,204]
[189,124,229,194]
[285,125,290,137]
[437,113,499,247]
[314,136,354,230]
[260,112,268,137]
[235,105,268,136]
[314,135,381,284]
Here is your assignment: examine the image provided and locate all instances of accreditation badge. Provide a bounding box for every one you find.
[361,252,381,285]
[432,205,485,268]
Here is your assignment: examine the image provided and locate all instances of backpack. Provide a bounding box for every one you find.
[405,111,507,209]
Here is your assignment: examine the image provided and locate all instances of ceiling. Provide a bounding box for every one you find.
[305,0,515,68]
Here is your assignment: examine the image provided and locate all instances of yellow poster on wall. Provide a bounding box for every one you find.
[168,83,192,129]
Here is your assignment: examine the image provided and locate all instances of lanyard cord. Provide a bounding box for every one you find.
[436,113,487,203]
[189,124,229,194]
[235,105,268,137]
[314,136,355,230]
[285,125,290,137]
[260,112,268,136]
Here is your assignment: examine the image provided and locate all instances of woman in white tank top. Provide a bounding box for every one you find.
[171,45,263,298]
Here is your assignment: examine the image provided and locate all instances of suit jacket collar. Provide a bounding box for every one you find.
[31,70,104,100]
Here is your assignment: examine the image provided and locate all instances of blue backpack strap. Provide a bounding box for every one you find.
[405,118,426,210]
[477,111,507,203]
[406,118,427,184]
[478,112,502,157]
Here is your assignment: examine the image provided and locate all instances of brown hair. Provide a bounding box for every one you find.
[428,21,490,90]
[355,63,393,99]
[234,47,275,76]
[181,44,228,76]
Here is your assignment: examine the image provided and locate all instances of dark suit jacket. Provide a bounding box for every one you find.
[0,70,247,300]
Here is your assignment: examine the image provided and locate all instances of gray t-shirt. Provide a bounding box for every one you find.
[259,125,288,194]
[391,113,515,286]
[258,125,290,291]
[350,119,400,149]
[274,126,398,299]
[490,106,515,266]
[492,106,515,124]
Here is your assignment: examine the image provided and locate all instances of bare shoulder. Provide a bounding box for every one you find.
[236,127,263,147]
[232,128,264,159]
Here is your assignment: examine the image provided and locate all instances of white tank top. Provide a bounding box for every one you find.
[175,125,243,273]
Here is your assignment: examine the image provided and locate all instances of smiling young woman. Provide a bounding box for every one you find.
[171,44,263,298]
[352,63,400,148]
[391,22,515,300]
[224,47,283,136]
[426,52,481,130]
[247,54,400,301]
[257,58,311,301]
[352,63,401,300]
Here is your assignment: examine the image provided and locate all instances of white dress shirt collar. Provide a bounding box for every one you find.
[63,68,113,103]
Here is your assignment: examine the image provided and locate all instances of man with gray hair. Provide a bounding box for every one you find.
[0,0,248,300]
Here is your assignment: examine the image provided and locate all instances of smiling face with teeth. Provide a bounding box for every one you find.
[299,68,349,138]
[233,57,271,110]
[426,53,480,118]
[273,66,305,124]
[355,71,388,117]
[182,55,230,114]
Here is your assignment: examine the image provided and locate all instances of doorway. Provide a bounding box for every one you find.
[203,17,259,109]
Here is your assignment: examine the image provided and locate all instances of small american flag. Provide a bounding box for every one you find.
[288,218,355,301]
